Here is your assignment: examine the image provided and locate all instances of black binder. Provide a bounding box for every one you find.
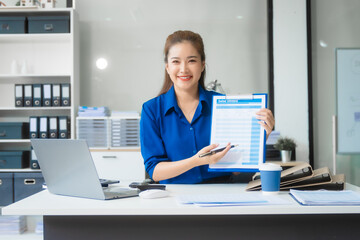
[39,116,48,138]
[59,116,69,139]
[15,84,24,107]
[49,116,58,138]
[42,84,52,107]
[33,84,42,107]
[52,84,61,106]
[61,84,70,106]
[24,84,33,107]
[29,116,38,139]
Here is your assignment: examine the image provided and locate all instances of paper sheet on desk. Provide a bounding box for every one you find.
[177,193,290,207]
[290,189,360,206]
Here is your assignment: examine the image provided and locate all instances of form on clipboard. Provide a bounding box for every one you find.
[209,94,267,172]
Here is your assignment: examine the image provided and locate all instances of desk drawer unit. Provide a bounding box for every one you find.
[0,173,13,206]
[14,172,44,202]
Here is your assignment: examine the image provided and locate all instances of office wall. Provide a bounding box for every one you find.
[75,0,269,112]
[273,0,309,163]
[311,0,360,186]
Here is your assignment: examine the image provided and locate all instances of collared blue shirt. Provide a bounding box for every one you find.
[140,85,230,184]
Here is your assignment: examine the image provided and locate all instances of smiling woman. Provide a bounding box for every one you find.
[140,30,274,184]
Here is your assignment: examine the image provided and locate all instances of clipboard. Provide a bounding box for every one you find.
[208,93,267,172]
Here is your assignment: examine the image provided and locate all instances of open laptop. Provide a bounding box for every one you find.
[31,139,139,200]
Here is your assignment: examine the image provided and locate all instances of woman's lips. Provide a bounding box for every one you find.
[177,76,192,81]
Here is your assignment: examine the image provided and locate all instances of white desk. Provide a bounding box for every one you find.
[3,183,360,240]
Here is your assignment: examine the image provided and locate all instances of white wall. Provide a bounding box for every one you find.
[273,0,309,162]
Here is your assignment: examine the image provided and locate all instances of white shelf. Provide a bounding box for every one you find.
[0,107,71,111]
[0,232,42,240]
[0,139,30,143]
[0,74,71,78]
[0,168,41,173]
[0,33,71,43]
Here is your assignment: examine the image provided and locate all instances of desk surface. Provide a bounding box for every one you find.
[3,183,360,216]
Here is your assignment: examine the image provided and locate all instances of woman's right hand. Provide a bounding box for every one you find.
[196,143,232,166]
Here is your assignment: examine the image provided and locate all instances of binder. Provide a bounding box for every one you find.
[32,84,42,107]
[39,116,48,138]
[246,162,345,191]
[29,116,38,139]
[30,148,40,169]
[52,84,61,106]
[61,84,70,106]
[246,162,314,191]
[59,116,69,139]
[15,84,24,107]
[24,84,33,107]
[42,84,52,107]
[49,116,58,138]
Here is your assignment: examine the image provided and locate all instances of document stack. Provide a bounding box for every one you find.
[0,216,26,235]
[110,111,140,149]
[76,106,110,148]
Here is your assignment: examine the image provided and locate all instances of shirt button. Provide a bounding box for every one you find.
[190,127,193,131]
[193,150,196,154]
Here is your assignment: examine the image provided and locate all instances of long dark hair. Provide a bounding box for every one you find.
[158,30,206,96]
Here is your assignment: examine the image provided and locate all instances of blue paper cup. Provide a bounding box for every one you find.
[259,163,282,195]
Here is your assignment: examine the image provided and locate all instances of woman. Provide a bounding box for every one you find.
[140,30,274,184]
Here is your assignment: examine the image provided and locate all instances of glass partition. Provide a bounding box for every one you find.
[76,0,269,111]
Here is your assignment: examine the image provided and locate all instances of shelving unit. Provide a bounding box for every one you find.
[0,8,78,239]
[0,8,79,140]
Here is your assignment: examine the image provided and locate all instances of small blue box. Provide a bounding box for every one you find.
[0,122,29,139]
[0,173,14,206]
[0,151,30,169]
[0,16,26,34]
[28,16,70,33]
[14,172,44,202]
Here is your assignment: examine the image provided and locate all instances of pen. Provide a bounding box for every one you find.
[199,144,238,158]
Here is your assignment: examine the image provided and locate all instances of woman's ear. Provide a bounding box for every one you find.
[201,61,205,72]
[165,63,169,74]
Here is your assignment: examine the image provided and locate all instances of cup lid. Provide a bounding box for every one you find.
[259,163,282,171]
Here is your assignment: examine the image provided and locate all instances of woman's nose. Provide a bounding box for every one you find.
[180,62,188,73]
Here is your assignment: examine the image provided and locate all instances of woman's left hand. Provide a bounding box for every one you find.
[256,108,275,139]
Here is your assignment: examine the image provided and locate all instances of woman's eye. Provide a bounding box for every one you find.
[189,59,197,63]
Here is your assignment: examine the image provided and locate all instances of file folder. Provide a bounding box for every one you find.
[52,84,61,107]
[24,84,33,107]
[61,84,70,106]
[15,84,24,107]
[59,116,69,138]
[42,84,52,107]
[30,148,40,169]
[49,116,58,138]
[32,84,42,107]
[39,116,48,138]
[29,117,38,139]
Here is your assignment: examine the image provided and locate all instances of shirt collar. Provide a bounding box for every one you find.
[163,85,211,116]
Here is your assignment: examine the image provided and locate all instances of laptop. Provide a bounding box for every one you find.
[31,139,139,200]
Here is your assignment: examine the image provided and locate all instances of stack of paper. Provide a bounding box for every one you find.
[177,193,290,207]
[0,216,26,235]
[290,189,360,206]
[78,106,110,117]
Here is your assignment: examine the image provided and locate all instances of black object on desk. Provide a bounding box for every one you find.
[129,181,166,191]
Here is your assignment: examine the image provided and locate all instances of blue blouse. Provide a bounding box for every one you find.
[140,85,230,184]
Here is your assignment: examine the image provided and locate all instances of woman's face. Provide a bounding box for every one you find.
[166,41,205,93]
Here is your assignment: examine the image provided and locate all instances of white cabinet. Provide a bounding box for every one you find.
[91,150,145,181]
